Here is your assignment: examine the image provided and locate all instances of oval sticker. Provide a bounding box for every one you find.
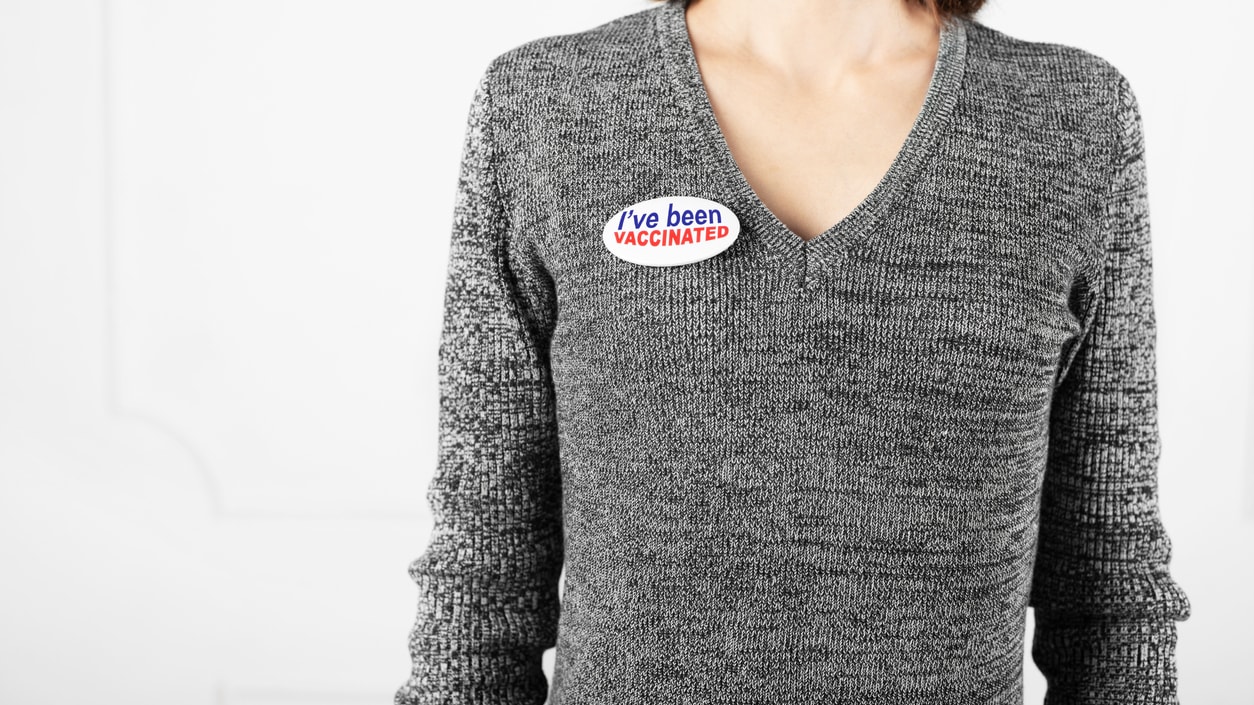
[602,195,741,267]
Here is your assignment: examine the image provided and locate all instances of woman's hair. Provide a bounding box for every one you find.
[650,0,985,23]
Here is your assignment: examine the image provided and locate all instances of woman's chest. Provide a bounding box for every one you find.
[509,95,1100,442]
[545,215,1082,455]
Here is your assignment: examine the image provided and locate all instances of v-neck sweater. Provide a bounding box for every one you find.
[396,1,1192,704]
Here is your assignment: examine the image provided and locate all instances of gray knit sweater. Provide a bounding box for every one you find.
[395,1,1192,703]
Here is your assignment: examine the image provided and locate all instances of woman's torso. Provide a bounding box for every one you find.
[478,2,1124,702]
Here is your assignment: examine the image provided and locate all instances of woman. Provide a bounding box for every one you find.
[397,0,1191,703]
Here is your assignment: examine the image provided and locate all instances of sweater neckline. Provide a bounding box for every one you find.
[653,0,969,267]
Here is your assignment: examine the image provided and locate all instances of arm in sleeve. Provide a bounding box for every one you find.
[1028,72,1192,705]
[395,63,564,705]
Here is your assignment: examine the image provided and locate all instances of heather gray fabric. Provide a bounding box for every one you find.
[395,1,1192,703]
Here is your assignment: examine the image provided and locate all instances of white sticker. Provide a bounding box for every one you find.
[602,195,741,267]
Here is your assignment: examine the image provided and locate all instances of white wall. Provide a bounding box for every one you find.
[0,1,1249,703]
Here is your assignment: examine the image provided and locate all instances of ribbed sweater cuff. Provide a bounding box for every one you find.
[1033,613,1183,705]
[396,642,549,705]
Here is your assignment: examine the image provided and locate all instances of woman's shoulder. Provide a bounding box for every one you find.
[960,16,1145,172]
[962,17,1133,109]
[479,5,663,95]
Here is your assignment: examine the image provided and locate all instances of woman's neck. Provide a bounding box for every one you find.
[683,0,942,86]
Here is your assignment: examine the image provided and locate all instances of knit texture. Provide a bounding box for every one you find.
[396,1,1191,703]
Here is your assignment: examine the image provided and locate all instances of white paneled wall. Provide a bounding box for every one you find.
[1,1,1250,703]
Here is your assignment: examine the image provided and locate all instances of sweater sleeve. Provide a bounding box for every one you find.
[1028,72,1191,705]
[394,64,564,705]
